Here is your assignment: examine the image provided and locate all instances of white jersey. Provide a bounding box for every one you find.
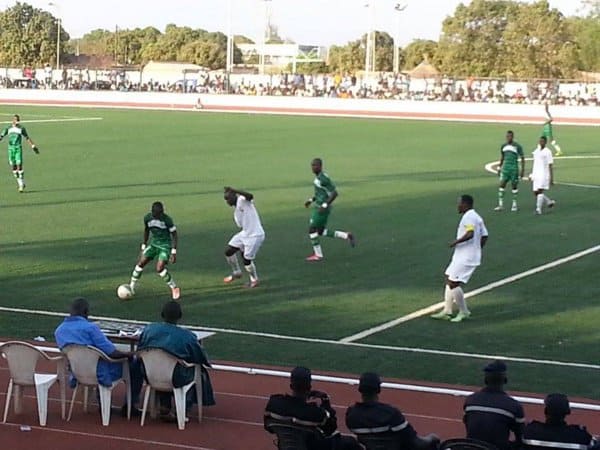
[451,209,488,266]
[233,195,264,237]
[532,146,553,180]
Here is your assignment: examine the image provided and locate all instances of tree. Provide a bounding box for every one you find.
[403,39,438,70]
[0,2,69,67]
[437,0,518,77]
[327,31,394,73]
[372,31,395,72]
[234,35,254,44]
[569,16,600,72]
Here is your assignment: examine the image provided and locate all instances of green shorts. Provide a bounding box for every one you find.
[310,207,330,229]
[8,146,22,165]
[143,243,171,262]
[500,168,519,185]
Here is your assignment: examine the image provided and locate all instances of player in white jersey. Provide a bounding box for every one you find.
[431,195,488,323]
[223,186,265,288]
[530,136,556,215]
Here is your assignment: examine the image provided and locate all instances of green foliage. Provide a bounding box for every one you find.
[403,39,438,70]
[569,16,600,72]
[327,31,395,73]
[0,2,69,66]
[438,0,580,78]
[286,61,329,74]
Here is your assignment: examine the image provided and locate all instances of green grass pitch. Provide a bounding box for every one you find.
[1,106,598,398]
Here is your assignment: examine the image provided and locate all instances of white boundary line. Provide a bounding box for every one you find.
[0,422,216,449]
[0,117,104,124]
[1,309,599,371]
[340,244,600,343]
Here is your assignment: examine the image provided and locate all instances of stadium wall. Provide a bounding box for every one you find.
[0,89,599,125]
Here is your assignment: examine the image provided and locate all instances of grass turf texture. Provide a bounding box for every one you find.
[1,106,599,398]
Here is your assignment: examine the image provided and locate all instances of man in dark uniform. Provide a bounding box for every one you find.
[264,367,361,450]
[523,394,596,450]
[463,360,525,450]
[346,372,440,449]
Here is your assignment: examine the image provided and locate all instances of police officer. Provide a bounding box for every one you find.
[264,366,361,450]
[463,360,525,450]
[523,393,596,450]
[346,372,440,450]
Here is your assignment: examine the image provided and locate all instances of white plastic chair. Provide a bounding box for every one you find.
[137,348,203,430]
[62,344,131,426]
[1,341,66,426]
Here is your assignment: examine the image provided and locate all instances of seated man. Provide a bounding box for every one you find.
[346,372,440,450]
[137,301,215,421]
[523,394,596,450]
[265,366,361,450]
[54,297,143,415]
[463,360,525,450]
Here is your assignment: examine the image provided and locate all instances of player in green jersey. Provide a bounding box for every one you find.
[0,114,39,192]
[129,202,181,300]
[543,103,562,156]
[495,130,525,212]
[304,158,355,261]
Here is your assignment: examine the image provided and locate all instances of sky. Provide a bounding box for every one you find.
[6,0,585,46]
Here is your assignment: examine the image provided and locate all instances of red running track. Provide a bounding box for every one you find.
[1,359,598,450]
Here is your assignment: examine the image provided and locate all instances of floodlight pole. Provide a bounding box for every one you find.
[364,2,375,78]
[48,2,61,70]
[260,0,272,75]
[226,0,233,73]
[393,3,407,74]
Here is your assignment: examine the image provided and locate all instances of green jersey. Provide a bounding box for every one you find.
[313,172,336,204]
[0,124,29,148]
[144,212,176,248]
[543,122,553,138]
[500,141,524,169]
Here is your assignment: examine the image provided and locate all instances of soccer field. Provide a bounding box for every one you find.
[1,106,599,398]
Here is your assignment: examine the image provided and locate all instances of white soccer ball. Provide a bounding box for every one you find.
[117,284,133,300]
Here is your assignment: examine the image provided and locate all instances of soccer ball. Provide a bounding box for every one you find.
[117,284,133,300]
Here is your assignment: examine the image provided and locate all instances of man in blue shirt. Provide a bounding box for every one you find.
[138,301,215,421]
[54,298,143,415]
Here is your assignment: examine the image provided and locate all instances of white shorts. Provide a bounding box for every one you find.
[532,176,550,191]
[445,260,478,284]
[228,232,265,260]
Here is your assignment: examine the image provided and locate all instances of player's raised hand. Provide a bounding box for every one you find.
[304,199,312,208]
[32,145,39,154]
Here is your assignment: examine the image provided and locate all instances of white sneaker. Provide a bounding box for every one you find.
[535,209,542,215]
[511,204,518,212]
[494,205,504,211]
[548,200,556,209]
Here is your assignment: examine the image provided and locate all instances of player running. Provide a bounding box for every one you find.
[495,130,525,212]
[129,202,181,300]
[531,136,556,215]
[431,195,488,323]
[223,186,265,288]
[304,158,355,261]
[0,114,39,192]
[543,103,562,156]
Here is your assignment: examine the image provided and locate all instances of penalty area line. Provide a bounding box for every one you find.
[1,117,104,124]
[340,244,600,343]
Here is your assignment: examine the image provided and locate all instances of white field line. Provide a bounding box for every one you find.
[340,244,600,343]
[1,299,600,373]
[0,422,216,449]
[0,117,104,124]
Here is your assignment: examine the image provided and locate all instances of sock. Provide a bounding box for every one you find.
[244,261,258,282]
[451,286,469,314]
[552,140,562,153]
[309,233,323,258]
[536,193,544,212]
[226,254,241,274]
[130,265,143,289]
[542,194,551,205]
[12,170,18,179]
[512,189,518,207]
[443,285,454,314]
[323,228,349,240]
[498,188,504,207]
[159,268,177,289]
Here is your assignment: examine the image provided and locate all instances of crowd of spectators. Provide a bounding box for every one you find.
[1,65,599,106]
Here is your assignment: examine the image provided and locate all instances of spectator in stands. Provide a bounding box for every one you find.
[523,394,597,450]
[137,301,215,422]
[346,372,440,449]
[264,366,361,450]
[54,297,144,416]
[463,360,525,450]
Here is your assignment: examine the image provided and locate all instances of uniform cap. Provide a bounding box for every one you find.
[484,360,507,374]
[358,372,382,394]
[290,367,312,387]
[545,393,571,416]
